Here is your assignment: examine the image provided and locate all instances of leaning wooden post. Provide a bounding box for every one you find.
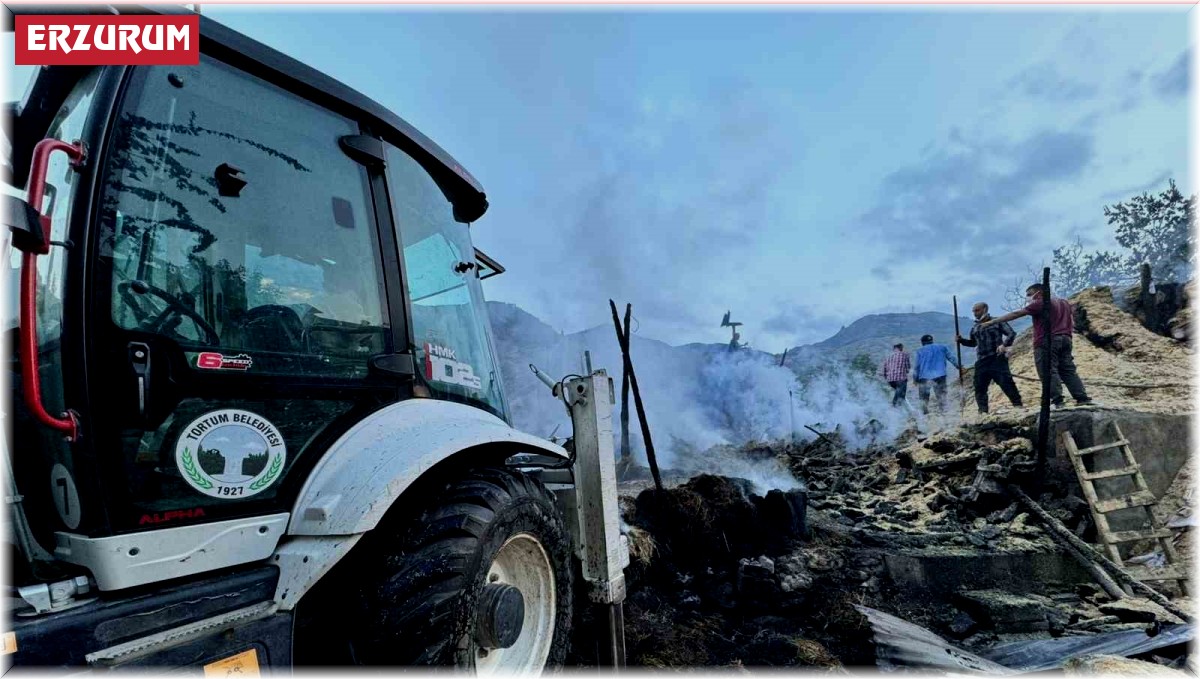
[609,300,662,492]
[1036,267,1052,481]
[619,303,632,463]
[1009,485,1191,622]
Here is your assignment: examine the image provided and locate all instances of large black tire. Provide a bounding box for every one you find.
[350,467,574,670]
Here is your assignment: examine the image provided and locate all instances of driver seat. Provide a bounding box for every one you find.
[239,305,305,353]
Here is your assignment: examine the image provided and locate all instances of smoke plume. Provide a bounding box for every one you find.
[490,302,919,494]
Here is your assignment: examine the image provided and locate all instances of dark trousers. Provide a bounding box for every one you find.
[974,355,1022,413]
[888,380,907,406]
[916,376,947,413]
[1033,335,1090,405]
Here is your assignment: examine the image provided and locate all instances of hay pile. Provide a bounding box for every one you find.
[976,286,1193,415]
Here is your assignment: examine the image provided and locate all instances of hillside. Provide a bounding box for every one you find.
[789,312,985,368]
[485,301,1005,464]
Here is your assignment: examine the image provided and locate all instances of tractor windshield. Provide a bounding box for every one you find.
[98,56,390,378]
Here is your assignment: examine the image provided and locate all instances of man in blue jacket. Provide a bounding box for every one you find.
[913,334,961,414]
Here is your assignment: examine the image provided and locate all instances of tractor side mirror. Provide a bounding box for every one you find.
[4,194,47,253]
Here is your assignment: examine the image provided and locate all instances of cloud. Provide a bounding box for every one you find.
[1008,62,1099,103]
[530,78,801,336]
[1152,49,1189,99]
[1099,171,1173,202]
[761,305,840,342]
[858,128,1095,263]
[870,265,893,281]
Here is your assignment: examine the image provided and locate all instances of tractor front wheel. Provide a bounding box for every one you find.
[350,467,574,672]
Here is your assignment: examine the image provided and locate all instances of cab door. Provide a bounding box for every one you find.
[83,55,403,535]
[384,143,509,421]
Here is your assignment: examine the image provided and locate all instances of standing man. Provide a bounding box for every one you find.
[983,284,1092,409]
[881,343,911,407]
[957,302,1023,414]
[913,334,961,414]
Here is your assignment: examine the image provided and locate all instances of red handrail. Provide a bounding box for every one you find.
[20,138,86,441]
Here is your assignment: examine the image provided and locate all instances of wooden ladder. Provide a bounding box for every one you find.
[1061,424,1189,596]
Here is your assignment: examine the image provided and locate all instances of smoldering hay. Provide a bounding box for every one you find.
[490,303,924,492]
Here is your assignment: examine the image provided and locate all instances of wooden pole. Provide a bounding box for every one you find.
[609,300,662,492]
[1058,539,1127,601]
[803,425,836,447]
[1009,485,1191,622]
[788,390,796,447]
[953,296,964,414]
[1037,268,1052,480]
[619,304,631,462]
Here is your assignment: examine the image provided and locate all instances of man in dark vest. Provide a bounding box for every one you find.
[957,301,1023,414]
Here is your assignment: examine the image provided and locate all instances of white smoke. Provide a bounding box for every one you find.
[491,303,919,493]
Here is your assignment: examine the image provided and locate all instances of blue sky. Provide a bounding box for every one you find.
[8,6,1191,352]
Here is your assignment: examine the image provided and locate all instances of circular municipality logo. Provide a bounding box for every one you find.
[175,409,286,499]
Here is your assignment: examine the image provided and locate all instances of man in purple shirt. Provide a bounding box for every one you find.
[982,283,1092,409]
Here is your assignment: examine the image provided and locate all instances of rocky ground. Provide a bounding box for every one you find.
[610,284,1195,672]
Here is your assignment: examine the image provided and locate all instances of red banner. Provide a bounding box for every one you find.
[14,15,199,66]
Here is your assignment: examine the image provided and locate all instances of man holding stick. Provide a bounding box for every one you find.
[983,284,1092,409]
[957,302,1023,414]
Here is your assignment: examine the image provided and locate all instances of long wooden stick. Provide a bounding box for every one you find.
[609,300,662,492]
[953,296,965,414]
[1037,268,1052,481]
[619,303,631,461]
[1008,485,1191,622]
[803,425,836,446]
[1059,538,1127,600]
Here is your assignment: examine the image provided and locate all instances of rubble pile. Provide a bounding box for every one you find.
[1118,278,1192,343]
[618,474,862,668]
[614,283,1193,670]
[776,419,1118,550]
[618,425,1192,668]
[1153,462,1196,571]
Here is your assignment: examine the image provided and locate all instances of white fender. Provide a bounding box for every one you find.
[288,398,569,536]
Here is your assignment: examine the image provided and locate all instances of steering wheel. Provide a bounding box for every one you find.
[116,280,220,345]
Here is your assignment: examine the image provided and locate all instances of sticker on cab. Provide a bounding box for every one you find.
[175,410,286,500]
[196,352,253,371]
[0,631,17,655]
[424,343,482,390]
[203,648,259,677]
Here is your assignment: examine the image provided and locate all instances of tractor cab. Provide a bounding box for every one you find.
[6,15,508,590]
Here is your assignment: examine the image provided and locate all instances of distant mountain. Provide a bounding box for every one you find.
[487,301,784,445]
[485,301,1032,452]
[786,311,977,368]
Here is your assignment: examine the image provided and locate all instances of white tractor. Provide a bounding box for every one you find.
[3,5,626,671]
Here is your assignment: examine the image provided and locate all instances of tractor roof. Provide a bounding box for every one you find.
[4,4,489,222]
